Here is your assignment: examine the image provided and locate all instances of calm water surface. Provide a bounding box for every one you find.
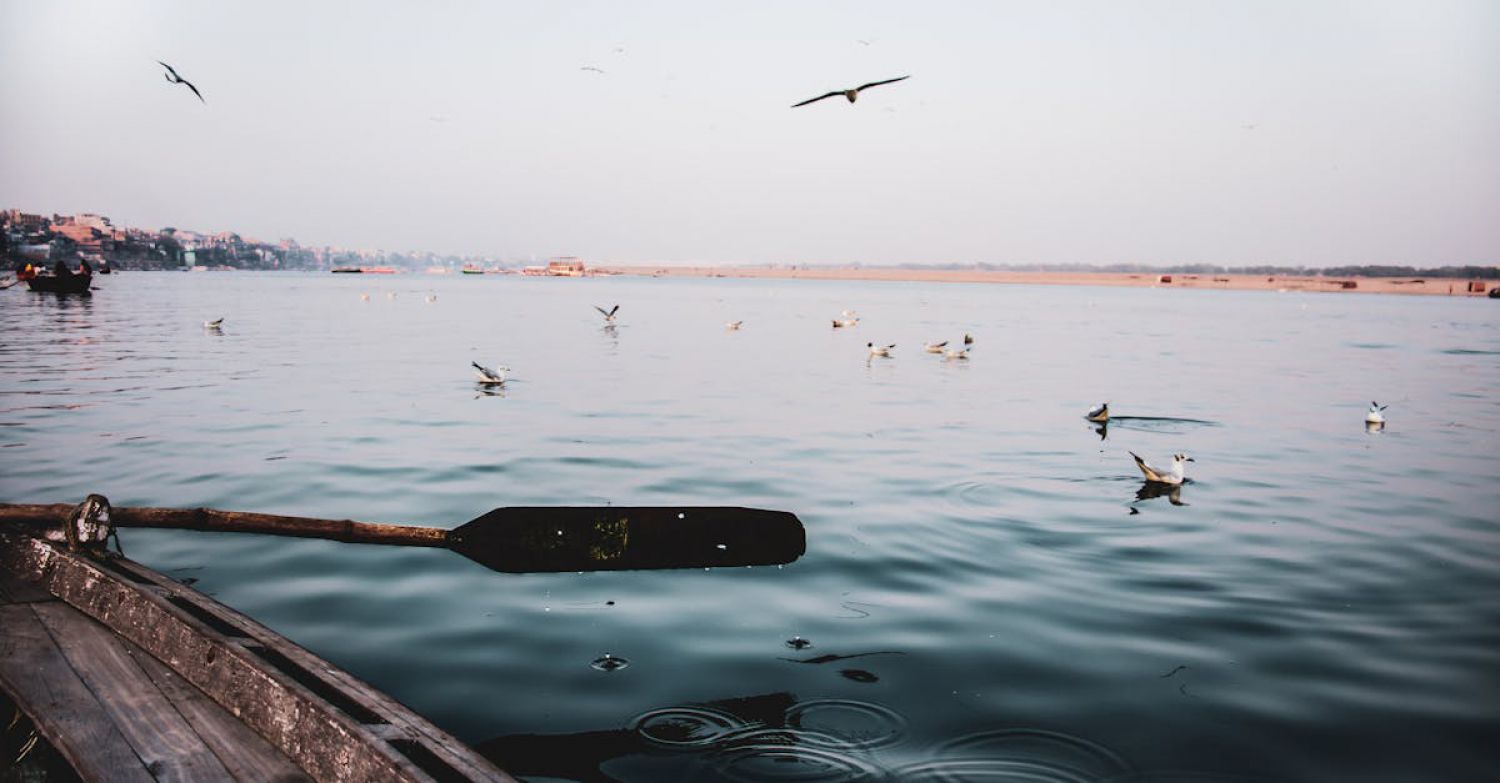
[2,272,1497,782]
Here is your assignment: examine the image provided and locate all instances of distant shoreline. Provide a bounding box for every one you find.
[594,265,1493,298]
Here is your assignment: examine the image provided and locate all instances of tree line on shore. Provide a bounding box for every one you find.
[886,262,1500,279]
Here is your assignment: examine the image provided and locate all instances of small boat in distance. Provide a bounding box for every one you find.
[16,260,93,294]
[331,266,363,273]
[461,264,484,275]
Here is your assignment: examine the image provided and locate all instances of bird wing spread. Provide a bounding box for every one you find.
[855,75,909,92]
[792,91,843,108]
[181,79,205,102]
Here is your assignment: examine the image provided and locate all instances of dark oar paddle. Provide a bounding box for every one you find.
[0,503,806,573]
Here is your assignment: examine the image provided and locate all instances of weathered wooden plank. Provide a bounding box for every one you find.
[126,637,313,783]
[3,534,517,783]
[33,601,238,782]
[94,554,517,783]
[0,567,55,604]
[0,604,154,783]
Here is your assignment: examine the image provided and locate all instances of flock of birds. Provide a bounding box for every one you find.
[157,48,1374,504]
[464,301,1399,499]
[155,60,912,111]
[201,298,1393,505]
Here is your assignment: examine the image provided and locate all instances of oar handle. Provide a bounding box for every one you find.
[0,503,449,548]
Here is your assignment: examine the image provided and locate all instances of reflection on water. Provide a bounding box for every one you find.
[1133,481,1185,507]
[3,273,1499,782]
[482,691,1145,783]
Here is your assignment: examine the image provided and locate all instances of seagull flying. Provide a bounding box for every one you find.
[923,341,948,354]
[1365,401,1388,425]
[867,342,895,358]
[1085,402,1109,423]
[792,76,909,108]
[581,66,605,74]
[1130,452,1193,485]
[472,361,509,385]
[595,305,620,323]
[157,61,205,103]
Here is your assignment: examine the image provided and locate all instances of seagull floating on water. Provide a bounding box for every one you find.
[1365,401,1387,426]
[792,75,909,108]
[472,361,509,386]
[157,61,204,103]
[942,347,968,360]
[1130,452,1193,485]
[595,304,620,324]
[725,320,743,331]
[867,342,894,358]
[832,317,859,328]
[1085,402,1109,423]
[923,341,948,354]
[203,317,223,329]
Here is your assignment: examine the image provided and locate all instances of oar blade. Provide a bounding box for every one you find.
[451,507,805,573]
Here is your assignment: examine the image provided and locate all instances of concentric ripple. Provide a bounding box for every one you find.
[895,728,1131,783]
[783,699,907,751]
[708,744,888,782]
[629,706,750,750]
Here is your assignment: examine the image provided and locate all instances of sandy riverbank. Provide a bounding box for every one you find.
[595,265,1494,297]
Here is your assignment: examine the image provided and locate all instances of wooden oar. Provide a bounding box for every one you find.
[0,503,806,574]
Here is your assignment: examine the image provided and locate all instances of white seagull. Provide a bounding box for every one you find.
[595,305,620,324]
[923,341,948,354]
[203,317,224,329]
[832,317,860,328]
[1085,402,1109,423]
[792,75,910,108]
[472,361,509,385]
[725,320,743,331]
[1365,402,1387,426]
[867,342,895,358]
[942,347,968,360]
[1130,452,1193,485]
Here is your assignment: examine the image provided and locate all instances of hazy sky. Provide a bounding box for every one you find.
[2,1,1497,266]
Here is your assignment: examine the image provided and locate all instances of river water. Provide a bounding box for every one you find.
[2,272,1497,782]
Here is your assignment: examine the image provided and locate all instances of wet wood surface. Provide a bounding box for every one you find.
[0,533,515,782]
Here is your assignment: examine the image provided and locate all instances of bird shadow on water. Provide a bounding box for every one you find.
[1129,480,1188,514]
